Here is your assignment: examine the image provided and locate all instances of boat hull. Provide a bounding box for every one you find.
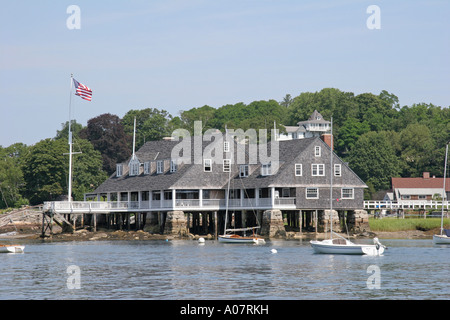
[218,235,265,244]
[432,234,450,244]
[310,240,384,255]
[0,245,25,253]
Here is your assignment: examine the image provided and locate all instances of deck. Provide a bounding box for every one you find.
[43,197,298,214]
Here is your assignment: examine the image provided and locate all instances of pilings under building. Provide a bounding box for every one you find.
[41,205,371,238]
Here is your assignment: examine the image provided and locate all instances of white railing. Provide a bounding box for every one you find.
[364,200,450,210]
[44,197,298,214]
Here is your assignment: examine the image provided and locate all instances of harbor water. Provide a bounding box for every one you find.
[0,238,449,300]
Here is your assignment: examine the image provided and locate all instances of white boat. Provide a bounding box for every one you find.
[0,244,25,253]
[218,227,265,244]
[433,232,450,244]
[433,143,449,245]
[310,233,385,255]
[309,117,386,256]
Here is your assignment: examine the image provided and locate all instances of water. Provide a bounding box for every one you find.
[0,238,449,300]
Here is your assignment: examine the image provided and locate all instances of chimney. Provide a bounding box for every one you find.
[423,172,430,179]
[321,134,333,150]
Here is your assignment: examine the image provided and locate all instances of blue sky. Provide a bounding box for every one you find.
[1,0,449,147]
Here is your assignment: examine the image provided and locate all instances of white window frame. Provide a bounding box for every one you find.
[341,188,354,199]
[170,159,178,173]
[223,159,231,172]
[306,188,319,199]
[223,141,230,153]
[295,163,302,176]
[315,146,321,157]
[204,159,212,172]
[144,162,150,175]
[261,163,272,176]
[311,164,325,176]
[240,164,249,177]
[116,164,123,177]
[156,160,163,174]
[334,164,341,177]
[129,160,140,176]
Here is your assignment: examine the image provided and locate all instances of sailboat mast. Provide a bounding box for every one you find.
[329,117,333,239]
[440,144,448,236]
[224,126,232,235]
[68,74,74,202]
[132,116,137,160]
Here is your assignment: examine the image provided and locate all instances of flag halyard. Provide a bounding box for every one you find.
[73,78,92,101]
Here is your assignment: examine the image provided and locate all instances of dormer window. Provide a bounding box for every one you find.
[240,164,249,177]
[116,164,123,177]
[170,159,178,173]
[156,160,163,174]
[129,159,140,176]
[144,162,150,175]
[261,163,272,176]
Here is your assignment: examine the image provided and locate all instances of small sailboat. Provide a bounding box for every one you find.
[310,118,386,255]
[433,143,450,245]
[218,129,265,244]
[0,244,25,253]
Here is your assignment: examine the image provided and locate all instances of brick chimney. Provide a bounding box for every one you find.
[423,172,430,179]
[321,134,333,150]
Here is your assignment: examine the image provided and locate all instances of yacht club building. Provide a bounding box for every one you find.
[83,129,369,237]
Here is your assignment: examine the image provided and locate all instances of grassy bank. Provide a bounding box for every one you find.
[369,217,450,232]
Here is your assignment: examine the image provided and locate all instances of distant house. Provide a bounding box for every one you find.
[279,110,331,141]
[391,172,449,202]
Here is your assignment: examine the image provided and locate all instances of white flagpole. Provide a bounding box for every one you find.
[68,74,74,202]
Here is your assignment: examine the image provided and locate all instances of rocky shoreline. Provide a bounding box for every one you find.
[0,222,438,242]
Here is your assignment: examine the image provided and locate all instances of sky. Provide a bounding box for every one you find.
[1,0,449,147]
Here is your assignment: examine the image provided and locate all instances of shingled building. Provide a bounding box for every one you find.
[86,128,369,237]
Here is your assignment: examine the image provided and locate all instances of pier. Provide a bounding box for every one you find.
[41,200,371,238]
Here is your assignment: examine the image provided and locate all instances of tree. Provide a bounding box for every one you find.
[122,108,175,149]
[22,139,68,205]
[22,138,106,205]
[279,94,293,108]
[398,124,436,177]
[348,131,401,191]
[80,113,131,175]
[179,105,216,134]
[0,143,29,208]
[55,120,84,141]
[335,118,370,155]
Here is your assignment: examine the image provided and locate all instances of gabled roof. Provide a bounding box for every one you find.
[297,110,331,126]
[392,177,449,191]
[94,135,366,194]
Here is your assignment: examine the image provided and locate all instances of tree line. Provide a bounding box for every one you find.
[0,88,448,208]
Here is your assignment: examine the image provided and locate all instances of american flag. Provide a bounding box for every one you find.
[73,78,92,101]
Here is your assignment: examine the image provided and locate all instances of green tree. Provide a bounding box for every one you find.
[22,139,68,204]
[22,138,106,205]
[398,124,436,177]
[0,143,29,208]
[55,120,84,141]
[179,105,216,134]
[348,131,401,191]
[122,108,174,149]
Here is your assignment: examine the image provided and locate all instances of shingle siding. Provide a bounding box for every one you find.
[92,135,367,210]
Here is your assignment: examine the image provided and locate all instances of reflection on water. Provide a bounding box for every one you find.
[0,239,449,299]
